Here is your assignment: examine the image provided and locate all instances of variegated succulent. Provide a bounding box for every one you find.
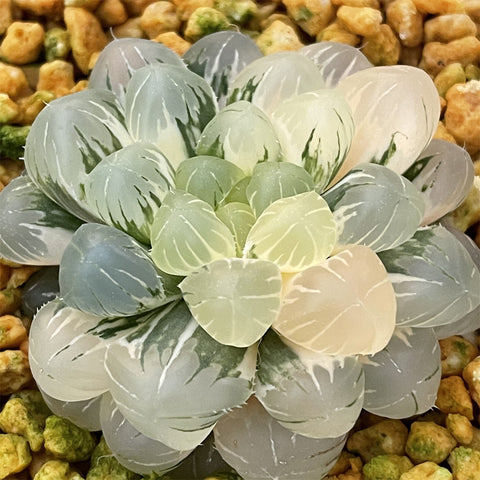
[1,32,479,479]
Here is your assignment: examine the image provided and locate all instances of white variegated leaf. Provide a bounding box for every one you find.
[84,142,175,244]
[0,175,83,265]
[59,223,181,317]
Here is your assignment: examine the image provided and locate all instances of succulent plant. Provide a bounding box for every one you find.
[0,32,479,479]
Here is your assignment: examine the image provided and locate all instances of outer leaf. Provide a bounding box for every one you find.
[378,225,480,327]
[274,244,396,356]
[323,163,425,251]
[60,223,181,317]
[214,396,347,480]
[24,88,132,222]
[256,330,364,438]
[195,101,282,174]
[125,64,218,168]
[84,141,175,244]
[104,301,257,450]
[403,139,475,225]
[180,258,282,347]
[334,65,441,181]
[183,31,263,108]
[150,190,236,276]
[362,327,441,418]
[0,175,83,265]
[271,89,354,192]
[244,191,337,272]
[227,51,325,114]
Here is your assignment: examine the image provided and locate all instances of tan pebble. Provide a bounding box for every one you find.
[440,335,478,377]
[123,0,162,16]
[37,60,76,97]
[386,0,423,47]
[12,0,63,18]
[0,288,22,316]
[140,1,181,39]
[337,5,383,36]
[0,63,29,99]
[0,0,12,36]
[111,17,145,39]
[0,22,45,65]
[411,0,465,14]
[154,32,191,56]
[436,375,474,419]
[69,79,88,94]
[317,21,360,46]
[260,13,299,31]
[16,91,55,125]
[0,94,19,124]
[398,45,423,66]
[361,23,401,65]
[0,263,10,290]
[465,63,480,81]
[446,413,474,444]
[64,6,109,74]
[328,451,361,476]
[463,0,480,24]
[434,120,456,143]
[399,461,453,479]
[332,0,380,7]
[282,0,336,36]
[64,0,102,9]
[0,350,33,395]
[419,36,480,77]
[0,315,27,349]
[435,63,466,97]
[95,0,128,26]
[424,14,477,43]
[463,356,480,408]
[171,0,213,21]
[256,19,305,54]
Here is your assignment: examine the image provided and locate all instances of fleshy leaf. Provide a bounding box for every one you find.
[60,223,181,317]
[104,301,257,450]
[183,31,263,108]
[174,155,245,208]
[323,163,425,251]
[362,327,441,418]
[0,175,83,265]
[378,225,480,327]
[256,330,364,438]
[334,65,440,181]
[180,258,282,347]
[244,191,337,272]
[195,101,282,174]
[227,51,325,114]
[84,142,175,244]
[125,64,218,168]
[246,162,315,217]
[150,190,236,276]
[273,244,396,355]
[403,139,475,225]
[271,89,354,192]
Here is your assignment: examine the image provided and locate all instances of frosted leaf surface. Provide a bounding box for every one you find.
[323,163,424,251]
[180,258,282,347]
[362,327,441,418]
[255,330,364,438]
[125,64,218,168]
[274,244,396,356]
[150,190,236,276]
[214,396,347,480]
[100,393,193,475]
[104,301,257,451]
[224,176,250,204]
[300,41,372,87]
[271,89,354,192]
[88,37,185,101]
[246,162,315,217]
[215,202,255,256]
[244,191,337,272]
[174,155,245,208]
[196,101,282,174]
[40,389,102,431]
[378,225,480,327]
[0,175,83,265]
[60,223,181,317]
[403,139,475,225]
[84,142,175,244]
[24,89,132,222]
[183,31,263,108]
[334,65,440,181]
[227,51,325,114]
[29,299,110,402]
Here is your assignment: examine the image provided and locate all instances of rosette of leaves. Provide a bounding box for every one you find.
[0,32,479,479]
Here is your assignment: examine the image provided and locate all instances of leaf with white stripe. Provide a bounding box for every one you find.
[244,191,337,272]
[378,224,480,328]
[273,244,396,356]
[0,175,83,265]
[125,64,218,168]
[24,88,132,221]
[150,190,236,276]
[180,258,282,347]
[323,163,424,251]
[59,223,181,317]
[84,142,175,244]
[256,330,364,438]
